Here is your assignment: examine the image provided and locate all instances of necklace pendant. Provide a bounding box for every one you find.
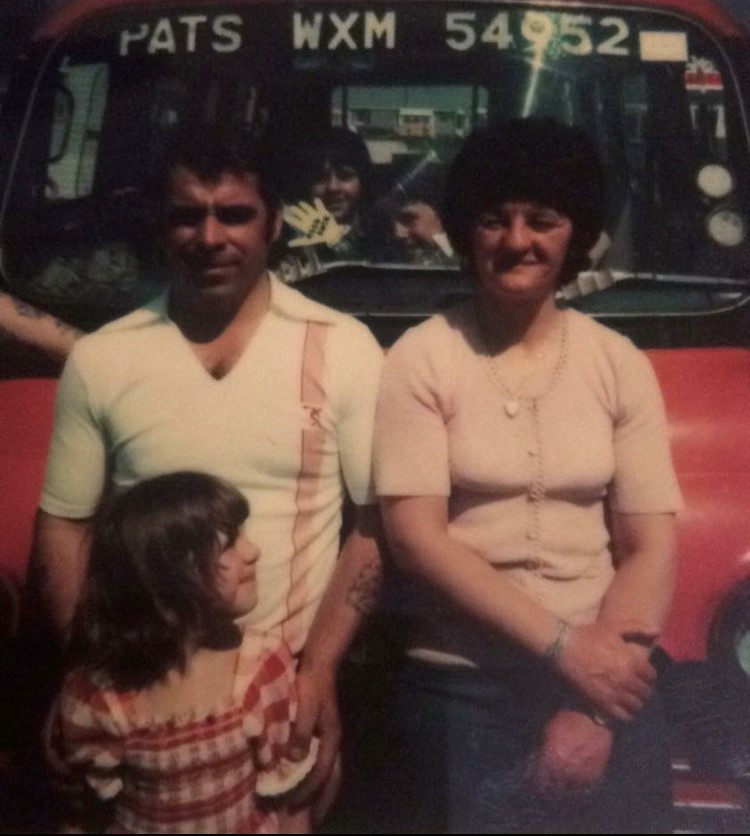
[505,400,520,418]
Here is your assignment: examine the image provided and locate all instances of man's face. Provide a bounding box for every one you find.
[164,166,281,309]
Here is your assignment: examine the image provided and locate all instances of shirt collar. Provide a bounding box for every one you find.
[151,271,340,326]
[268,272,340,325]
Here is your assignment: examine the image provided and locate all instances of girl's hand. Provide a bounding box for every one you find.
[556,621,656,721]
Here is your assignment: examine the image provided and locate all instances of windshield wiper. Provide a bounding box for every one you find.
[559,270,750,301]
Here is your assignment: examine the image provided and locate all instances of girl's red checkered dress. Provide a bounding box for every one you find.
[47,630,297,833]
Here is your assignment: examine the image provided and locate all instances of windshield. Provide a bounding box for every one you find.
[2,1,749,326]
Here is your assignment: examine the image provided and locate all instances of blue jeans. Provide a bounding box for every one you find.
[375,658,672,834]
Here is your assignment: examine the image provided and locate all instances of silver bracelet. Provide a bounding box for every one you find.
[542,619,570,664]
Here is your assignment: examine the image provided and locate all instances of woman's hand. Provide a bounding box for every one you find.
[530,710,613,796]
[556,621,656,721]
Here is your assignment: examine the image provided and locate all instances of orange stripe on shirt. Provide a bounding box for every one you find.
[284,321,329,653]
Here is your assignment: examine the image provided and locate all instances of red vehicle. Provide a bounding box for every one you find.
[1,0,750,829]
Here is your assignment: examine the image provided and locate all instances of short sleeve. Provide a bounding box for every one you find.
[332,321,384,506]
[375,324,452,497]
[45,669,125,804]
[610,347,683,513]
[40,345,107,518]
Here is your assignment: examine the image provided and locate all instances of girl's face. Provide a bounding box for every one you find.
[471,201,573,305]
[214,531,261,616]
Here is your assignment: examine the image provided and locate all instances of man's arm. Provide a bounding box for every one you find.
[32,336,107,644]
[32,510,94,642]
[287,504,383,815]
[0,292,83,366]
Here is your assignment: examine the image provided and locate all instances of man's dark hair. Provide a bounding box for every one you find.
[152,125,282,218]
[71,471,249,690]
[444,117,604,280]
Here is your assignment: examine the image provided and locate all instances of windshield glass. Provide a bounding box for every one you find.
[2,2,749,325]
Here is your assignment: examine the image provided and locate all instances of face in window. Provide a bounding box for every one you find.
[164,166,281,310]
[394,200,446,254]
[471,201,573,305]
[310,161,363,225]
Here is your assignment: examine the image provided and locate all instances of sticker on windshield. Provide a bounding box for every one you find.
[685,56,723,91]
[638,31,688,62]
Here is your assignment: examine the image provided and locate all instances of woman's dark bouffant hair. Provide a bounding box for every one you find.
[444,117,604,283]
[71,472,249,691]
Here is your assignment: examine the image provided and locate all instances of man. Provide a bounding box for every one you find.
[33,129,384,813]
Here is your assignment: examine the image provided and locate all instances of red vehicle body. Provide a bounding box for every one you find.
[1,0,750,829]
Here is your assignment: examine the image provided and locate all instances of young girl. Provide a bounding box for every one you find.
[46,471,317,833]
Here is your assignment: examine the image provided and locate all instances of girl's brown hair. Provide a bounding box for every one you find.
[71,471,249,690]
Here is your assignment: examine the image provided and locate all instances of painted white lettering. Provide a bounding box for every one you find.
[213,14,242,52]
[293,12,324,49]
[364,11,395,49]
[560,14,593,57]
[180,15,208,53]
[119,23,149,57]
[445,12,476,51]
[149,19,177,54]
[598,17,630,57]
[328,12,358,50]
[521,12,555,56]
[481,12,513,50]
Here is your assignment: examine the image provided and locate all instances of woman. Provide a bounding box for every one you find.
[374,118,682,833]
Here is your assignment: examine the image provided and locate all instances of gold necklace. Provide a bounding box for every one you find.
[479,312,569,418]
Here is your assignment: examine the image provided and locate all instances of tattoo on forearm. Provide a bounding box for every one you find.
[12,297,44,319]
[345,559,383,615]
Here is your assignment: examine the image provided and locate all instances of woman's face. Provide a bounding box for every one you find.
[470,201,573,305]
[310,160,362,224]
